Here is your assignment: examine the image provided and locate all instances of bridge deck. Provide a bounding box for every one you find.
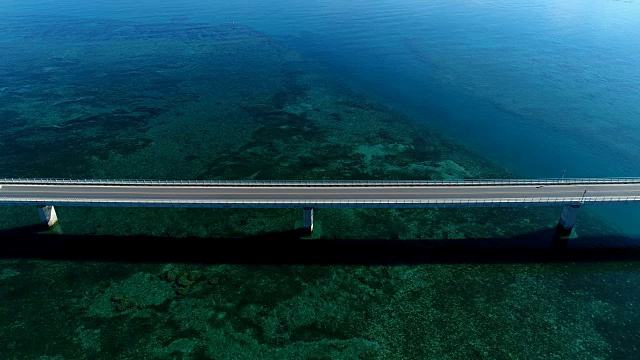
[2,181,640,208]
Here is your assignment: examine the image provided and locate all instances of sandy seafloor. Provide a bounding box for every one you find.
[0,17,639,359]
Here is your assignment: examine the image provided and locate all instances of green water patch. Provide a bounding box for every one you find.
[0,110,28,129]
[0,108,157,177]
[0,17,282,180]
[1,258,621,359]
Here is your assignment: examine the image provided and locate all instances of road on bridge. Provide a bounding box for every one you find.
[2,183,640,206]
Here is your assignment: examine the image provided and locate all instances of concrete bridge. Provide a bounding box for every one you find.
[2,177,640,237]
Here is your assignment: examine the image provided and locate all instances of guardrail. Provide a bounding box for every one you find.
[3,177,640,187]
[2,196,639,208]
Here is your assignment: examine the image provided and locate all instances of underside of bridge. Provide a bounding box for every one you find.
[34,204,582,240]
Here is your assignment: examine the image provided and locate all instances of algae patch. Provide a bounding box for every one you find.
[0,268,20,280]
[409,159,472,179]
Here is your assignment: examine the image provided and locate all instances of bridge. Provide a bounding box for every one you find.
[2,177,640,237]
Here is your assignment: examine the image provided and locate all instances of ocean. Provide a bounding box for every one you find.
[1,0,640,358]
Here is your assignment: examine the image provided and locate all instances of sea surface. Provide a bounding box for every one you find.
[1,0,640,359]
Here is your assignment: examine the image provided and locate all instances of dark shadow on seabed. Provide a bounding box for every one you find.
[1,225,640,265]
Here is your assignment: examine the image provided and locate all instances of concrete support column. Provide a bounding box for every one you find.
[303,207,314,234]
[38,205,58,228]
[555,204,580,237]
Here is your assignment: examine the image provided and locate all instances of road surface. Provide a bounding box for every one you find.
[1,182,640,208]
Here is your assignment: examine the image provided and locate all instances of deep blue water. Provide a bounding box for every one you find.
[3,0,640,234]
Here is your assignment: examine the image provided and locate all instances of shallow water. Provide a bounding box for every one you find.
[1,1,640,359]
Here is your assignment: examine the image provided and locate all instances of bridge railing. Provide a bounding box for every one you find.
[3,177,640,186]
[2,196,640,207]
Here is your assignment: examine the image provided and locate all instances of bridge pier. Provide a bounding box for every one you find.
[555,204,580,237]
[37,205,58,228]
[303,207,314,235]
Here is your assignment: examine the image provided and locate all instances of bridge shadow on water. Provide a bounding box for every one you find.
[1,225,640,265]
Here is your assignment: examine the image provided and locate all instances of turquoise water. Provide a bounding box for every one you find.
[1,0,640,358]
